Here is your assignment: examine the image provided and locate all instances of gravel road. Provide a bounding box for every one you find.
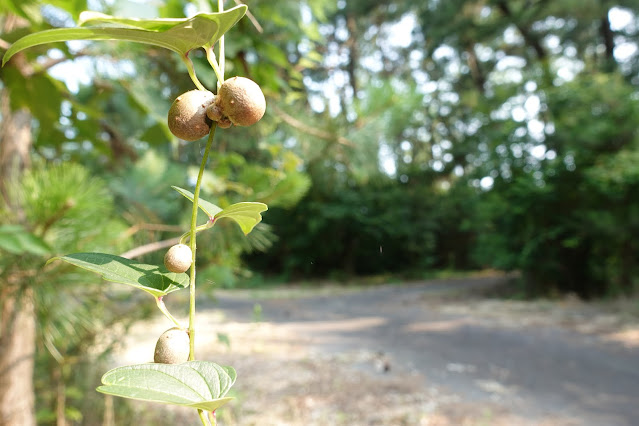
[119,276,639,425]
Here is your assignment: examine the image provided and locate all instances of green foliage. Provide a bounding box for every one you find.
[97,361,236,411]
[0,0,311,423]
[173,185,223,217]
[48,253,189,297]
[0,224,51,255]
[3,7,247,64]
[473,73,639,298]
[249,173,479,278]
[0,161,149,425]
[2,161,128,254]
[213,202,268,234]
[173,186,267,234]
[245,0,639,299]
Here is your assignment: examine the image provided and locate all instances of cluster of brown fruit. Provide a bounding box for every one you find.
[167,76,266,141]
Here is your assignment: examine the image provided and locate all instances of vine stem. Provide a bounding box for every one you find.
[196,5,224,425]
[218,0,225,86]
[188,123,217,362]
[189,125,217,426]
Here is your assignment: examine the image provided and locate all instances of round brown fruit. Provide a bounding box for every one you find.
[154,327,190,364]
[167,90,215,141]
[216,77,266,127]
[164,244,192,273]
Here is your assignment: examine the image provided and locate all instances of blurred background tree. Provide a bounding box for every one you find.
[247,0,639,299]
[1,0,638,424]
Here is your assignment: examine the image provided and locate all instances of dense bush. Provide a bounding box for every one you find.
[247,172,480,279]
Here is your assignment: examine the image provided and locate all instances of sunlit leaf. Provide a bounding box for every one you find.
[97,361,236,411]
[2,6,247,65]
[47,253,188,297]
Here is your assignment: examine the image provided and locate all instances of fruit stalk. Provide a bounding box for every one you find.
[155,297,182,328]
[187,123,218,362]
[182,53,206,91]
[198,409,211,426]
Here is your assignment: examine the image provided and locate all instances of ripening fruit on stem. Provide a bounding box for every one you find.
[167,90,215,141]
[154,327,190,364]
[164,244,192,273]
[215,76,266,127]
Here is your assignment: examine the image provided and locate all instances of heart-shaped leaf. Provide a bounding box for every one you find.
[2,6,247,66]
[172,186,267,234]
[48,253,188,298]
[97,361,236,411]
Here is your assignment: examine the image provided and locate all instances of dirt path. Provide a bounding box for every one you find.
[116,276,639,425]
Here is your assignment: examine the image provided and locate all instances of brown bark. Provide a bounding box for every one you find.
[0,92,31,204]
[345,13,359,96]
[600,13,614,60]
[55,365,66,426]
[0,284,36,426]
[600,12,616,72]
[0,17,37,423]
[100,120,138,164]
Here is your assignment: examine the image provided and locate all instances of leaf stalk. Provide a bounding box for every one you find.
[155,297,182,328]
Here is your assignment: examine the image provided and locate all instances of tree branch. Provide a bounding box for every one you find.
[121,223,185,239]
[496,1,547,60]
[270,103,354,147]
[233,0,263,33]
[119,237,180,259]
[345,13,359,96]
[464,42,485,93]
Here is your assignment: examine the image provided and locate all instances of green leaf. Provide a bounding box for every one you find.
[97,361,236,411]
[0,225,51,256]
[215,202,268,235]
[2,6,247,66]
[47,253,188,298]
[172,186,267,234]
[172,186,223,218]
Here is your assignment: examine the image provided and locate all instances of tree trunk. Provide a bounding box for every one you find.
[0,284,36,426]
[599,12,616,72]
[0,91,31,202]
[464,42,486,93]
[345,13,359,97]
[0,85,36,425]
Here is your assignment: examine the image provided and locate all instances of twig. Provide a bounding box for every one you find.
[233,0,263,33]
[119,237,180,259]
[33,51,88,74]
[121,223,185,239]
[270,103,354,147]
